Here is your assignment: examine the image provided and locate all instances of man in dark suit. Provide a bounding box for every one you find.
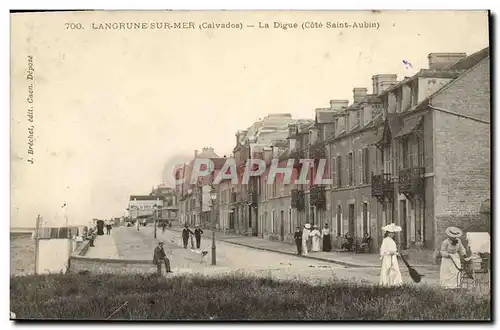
[153,241,172,275]
[182,224,194,249]
[294,226,303,255]
[194,225,204,249]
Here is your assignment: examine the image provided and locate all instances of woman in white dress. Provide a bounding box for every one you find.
[439,226,467,289]
[310,225,321,252]
[302,224,311,256]
[379,223,403,287]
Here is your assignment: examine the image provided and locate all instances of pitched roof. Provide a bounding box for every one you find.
[415,49,490,111]
[393,113,426,138]
[449,47,489,70]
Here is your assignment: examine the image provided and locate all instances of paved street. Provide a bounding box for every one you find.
[89,225,441,286]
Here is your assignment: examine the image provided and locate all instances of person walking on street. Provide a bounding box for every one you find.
[153,241,172,275]
[161,221,167,233]
[379,223,403,287]
[105,220,112,235]
[194,224,204,249]
[135,219,140,232]
[294,226,302,255]
[88,228,96,247]
[302,224,311,256]
[182,224,194,249]
[310,225,321,252]
[321,223,332,252]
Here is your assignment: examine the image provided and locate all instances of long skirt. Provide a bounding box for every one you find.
[301,240,309,255]
[440,253,461,289]
[311,236,321,252]
[322,235,331,251]
[379,255,403,287]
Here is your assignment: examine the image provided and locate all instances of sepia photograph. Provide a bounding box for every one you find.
[9,9,491,321]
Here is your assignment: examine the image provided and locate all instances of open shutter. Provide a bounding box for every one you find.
[358,149,363,184]
[332,157,337,188]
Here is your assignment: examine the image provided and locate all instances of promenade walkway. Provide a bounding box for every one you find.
[85,232,120,259]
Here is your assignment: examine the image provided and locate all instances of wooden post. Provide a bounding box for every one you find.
[34,214,41,275]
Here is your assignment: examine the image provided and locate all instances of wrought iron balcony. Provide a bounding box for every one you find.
[291,189,306,211]
[399,167,425,197]
[309,144,326,159]
[371,173,394,199]
[310,185,326,209]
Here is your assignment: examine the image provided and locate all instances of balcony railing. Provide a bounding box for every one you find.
[399,167,425,196]
[371,173,394,198]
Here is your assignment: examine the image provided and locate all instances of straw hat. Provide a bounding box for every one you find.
[195,224,200,227]
[304,223,311,229]
[313,224,319,229]
[382,223,402,233]
[445,226,463,238]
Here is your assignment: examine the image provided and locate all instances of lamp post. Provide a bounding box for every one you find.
[210,189,217,266]
[153,204,158,239]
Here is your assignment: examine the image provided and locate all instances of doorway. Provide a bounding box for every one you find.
[400,200,408,248]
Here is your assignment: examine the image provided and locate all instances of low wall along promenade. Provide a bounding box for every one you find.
[69,236,157,275]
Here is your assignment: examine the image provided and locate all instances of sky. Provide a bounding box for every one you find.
[10,10,489,227]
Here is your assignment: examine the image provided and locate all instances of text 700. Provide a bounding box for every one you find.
[65,23,84,30]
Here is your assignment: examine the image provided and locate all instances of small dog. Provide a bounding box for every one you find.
[201,249,208,264]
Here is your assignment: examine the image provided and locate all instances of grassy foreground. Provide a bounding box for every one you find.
[11,273,490,320]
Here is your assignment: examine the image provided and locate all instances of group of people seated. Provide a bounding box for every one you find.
[339,232,372,253]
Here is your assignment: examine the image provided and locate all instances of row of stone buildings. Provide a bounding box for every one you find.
[175,47,491,253]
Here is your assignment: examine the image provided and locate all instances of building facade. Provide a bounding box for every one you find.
[177,47,490,260]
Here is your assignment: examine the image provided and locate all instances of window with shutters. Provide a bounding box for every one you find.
[336,205,342,237]
[402,137,409,169]
[363,148,370,183]
[336,155,342,187]
[331,156,337,188]
[383,145,392,174]
[391,143,398,177]
[417,137,424,167]
[348,152,354,185]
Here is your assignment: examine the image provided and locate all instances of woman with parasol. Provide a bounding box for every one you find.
[379,223,403,287]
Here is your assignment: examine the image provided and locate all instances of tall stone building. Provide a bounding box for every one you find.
[230,113,297,235]
[175,147,222,227]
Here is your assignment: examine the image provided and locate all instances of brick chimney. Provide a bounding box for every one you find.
[194,149,199,158]
[353,88,368,103]
[329,100,349,111]
[428,52,466,70]
[372,74,397,95]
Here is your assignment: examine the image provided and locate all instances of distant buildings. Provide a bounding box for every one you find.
[128,195,163,221]
[174,47,490,256]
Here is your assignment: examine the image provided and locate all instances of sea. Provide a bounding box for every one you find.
[10,232,35,276]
